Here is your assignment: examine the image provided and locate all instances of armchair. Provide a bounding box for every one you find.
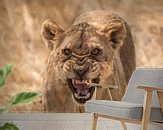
[86,68,163,130]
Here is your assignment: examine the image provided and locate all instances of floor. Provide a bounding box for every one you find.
[0,113,146,130]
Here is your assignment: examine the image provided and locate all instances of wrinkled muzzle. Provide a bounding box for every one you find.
[65,62,100,104]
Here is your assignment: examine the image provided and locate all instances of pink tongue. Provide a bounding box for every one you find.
[76,89,89,95]
[73,79,89,95]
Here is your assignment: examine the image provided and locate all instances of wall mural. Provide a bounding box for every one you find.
[0,0,162,113]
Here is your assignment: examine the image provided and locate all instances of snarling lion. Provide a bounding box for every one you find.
[41,10,136,112]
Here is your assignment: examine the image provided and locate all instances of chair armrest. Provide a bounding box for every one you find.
[136,86,163,92]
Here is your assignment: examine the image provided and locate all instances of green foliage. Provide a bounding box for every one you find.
[0,123,19,130]
[0,64,42,130]
[11,92,42,105]
[0,64,13,88]
[0,103,12,113]
[0,92,41,113]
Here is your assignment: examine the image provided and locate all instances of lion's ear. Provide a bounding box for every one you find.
[41,19,65,50]
[99,19,126,49]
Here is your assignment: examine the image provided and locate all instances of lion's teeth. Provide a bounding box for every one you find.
[86,93,90,98]
[81,80,86,83]
[74,93,78,97]
[75,79,87,84]
[88,79,92,83]
[72,79,75,84]
[73,79,93,85]
[86,80,88,83]
[74,92,90,99]
[76,80,79,84]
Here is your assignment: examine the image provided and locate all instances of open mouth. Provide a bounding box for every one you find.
[67,78,99,104]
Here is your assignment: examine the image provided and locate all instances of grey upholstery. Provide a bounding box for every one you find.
[123,68,163,106]
[86,100,163,122]
[86,68,163,123]
[86,100,143,120]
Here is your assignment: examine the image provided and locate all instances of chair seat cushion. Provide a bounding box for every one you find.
[86,100,163,123]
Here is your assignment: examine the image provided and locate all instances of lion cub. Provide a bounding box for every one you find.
[41,10,136,112]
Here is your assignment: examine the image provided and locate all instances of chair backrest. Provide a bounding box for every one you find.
[122,68,163,107]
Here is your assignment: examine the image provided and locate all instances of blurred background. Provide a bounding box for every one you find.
[0,0,163,112]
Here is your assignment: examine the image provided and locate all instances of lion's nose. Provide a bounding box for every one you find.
[75,57,85,65]
[76,59,85,65]
[73,65,89,79]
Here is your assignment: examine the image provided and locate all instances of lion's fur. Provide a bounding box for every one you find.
[42,10,136,112]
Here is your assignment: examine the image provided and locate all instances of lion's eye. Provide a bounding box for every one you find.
[91,48,102,56]
[62,48,72,56]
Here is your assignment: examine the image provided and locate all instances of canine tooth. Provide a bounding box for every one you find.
[76,80,79,84]
[86,79,88,83]
[72,79,75,84]
[89,79,92,83]
[86,93,90,98]
[75,80,78,83]
[74,93,78,97]
[88,79,92,83]
[87,79,89,83]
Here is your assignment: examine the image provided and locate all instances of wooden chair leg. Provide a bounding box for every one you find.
[92,113,98,130]
[141,90,152,130]
[157,91,163,114]
[121,121,127,130]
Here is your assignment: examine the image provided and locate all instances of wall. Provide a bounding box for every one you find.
[0,0,163,112]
